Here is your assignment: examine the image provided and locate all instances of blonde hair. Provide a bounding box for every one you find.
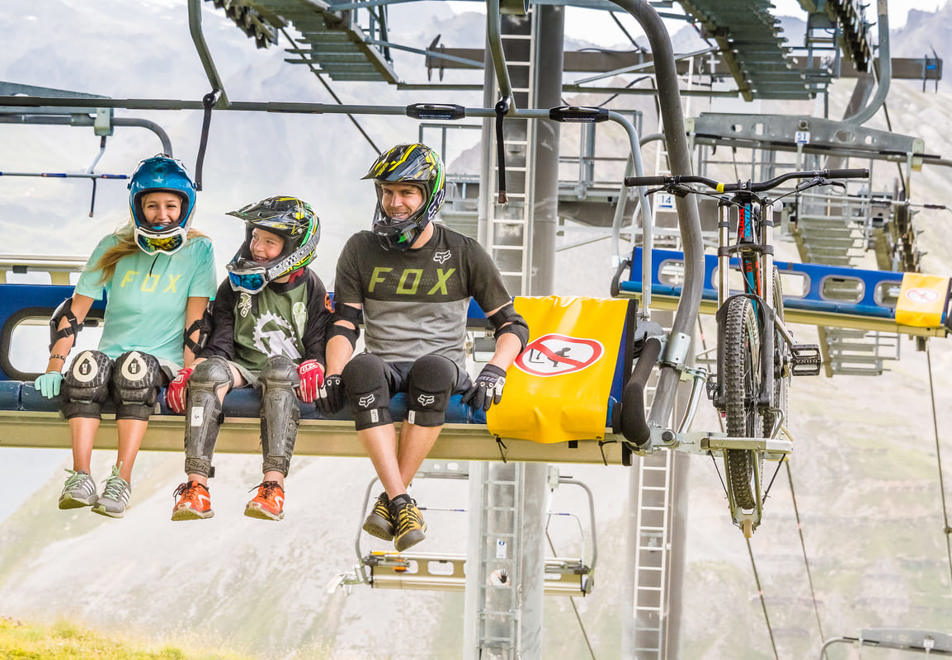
[95,221,207,284]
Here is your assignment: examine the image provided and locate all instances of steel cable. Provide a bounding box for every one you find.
[746,538,780,659]
[279,27,381,155]
[785,462,825,641]
[925,343,952,584]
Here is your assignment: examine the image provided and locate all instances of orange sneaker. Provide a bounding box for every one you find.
[171,481,213,521]
[244,481,285,521]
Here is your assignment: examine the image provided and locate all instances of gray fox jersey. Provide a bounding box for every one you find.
[202,268,331,372]
[334,224,513,368]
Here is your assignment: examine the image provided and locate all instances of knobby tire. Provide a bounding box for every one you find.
[724,296,762,510]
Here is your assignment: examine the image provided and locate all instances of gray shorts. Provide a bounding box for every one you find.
[230,361,262,388]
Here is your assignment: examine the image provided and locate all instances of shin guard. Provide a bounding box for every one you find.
[259,356,300,476]
[184,357,232,477]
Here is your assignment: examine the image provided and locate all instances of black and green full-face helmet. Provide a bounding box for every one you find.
[225,196,320,293]
[362,143,445,250]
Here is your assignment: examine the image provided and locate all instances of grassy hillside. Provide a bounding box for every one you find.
[0,616,253,659]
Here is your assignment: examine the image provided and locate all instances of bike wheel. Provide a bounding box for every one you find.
[723,296,762,510]
[764,266,789,437]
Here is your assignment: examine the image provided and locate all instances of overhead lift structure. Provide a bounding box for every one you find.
[2,0,950,658]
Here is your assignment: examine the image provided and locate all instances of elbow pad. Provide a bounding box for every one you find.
[49,297,83,351]
[184,309,212,354]
[488,304,529,351]
[329,304,363,349]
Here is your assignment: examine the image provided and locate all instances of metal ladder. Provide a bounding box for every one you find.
[486,12,538,297]
[632,450,674,658]
[474,463,525,657]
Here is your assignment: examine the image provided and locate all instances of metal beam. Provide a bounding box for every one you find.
[0,412,629,465]
[424,48,941,80]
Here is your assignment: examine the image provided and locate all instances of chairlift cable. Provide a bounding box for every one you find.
[880,101,908,198]
[762,461,783,501]
[545,530,596,660]
[745,538,780,659]
[609,12,641,52]
[925,343,952,584]
[279,27,381,155]
[784,461,825,641]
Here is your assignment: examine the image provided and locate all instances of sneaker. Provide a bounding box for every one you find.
[58,469,98,509]
[390,495,426,552]
[362,491,394,541]
[244,481,285,521]
[171,481,214,521]
[91,465,131,519]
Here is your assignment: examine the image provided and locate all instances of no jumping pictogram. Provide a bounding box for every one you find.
[514,333,604,377]
[905,287,940,304]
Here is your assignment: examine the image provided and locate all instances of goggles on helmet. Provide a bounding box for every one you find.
[226,262,269,294]
[135,228,187,256]
[225,225,320,294]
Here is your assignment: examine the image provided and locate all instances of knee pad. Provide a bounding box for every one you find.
[342,353,392,431]
[61,350,113,420]
[407,354,457,427]
[111,351,162,421]
[260,356,300,476]
[184,357,232,477]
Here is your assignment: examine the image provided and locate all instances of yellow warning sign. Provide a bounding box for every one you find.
[895,273,950,328]
[487,296,629,444]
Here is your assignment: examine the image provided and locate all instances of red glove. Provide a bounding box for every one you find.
[166,367,193,414]
[297,359,325,403]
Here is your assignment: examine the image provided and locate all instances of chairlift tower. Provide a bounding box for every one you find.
[463,5,564,658]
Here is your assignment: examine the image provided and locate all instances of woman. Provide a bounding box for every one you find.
[34,155,217,518]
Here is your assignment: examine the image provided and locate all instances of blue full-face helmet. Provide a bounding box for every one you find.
[128,155,197,255]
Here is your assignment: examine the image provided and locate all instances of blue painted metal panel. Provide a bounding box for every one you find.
[0,284,107,380]
[619,247,903,321]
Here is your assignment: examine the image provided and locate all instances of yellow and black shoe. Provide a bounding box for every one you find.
[362,491,395,541]
[390,494,426,552]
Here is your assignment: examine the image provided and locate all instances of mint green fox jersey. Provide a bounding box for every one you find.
[74,233,217,367]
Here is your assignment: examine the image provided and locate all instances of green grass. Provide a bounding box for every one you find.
[0,617,251,660]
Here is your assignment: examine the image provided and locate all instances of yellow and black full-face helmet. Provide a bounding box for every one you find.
[362,143,445,250]
[225,196,320,293]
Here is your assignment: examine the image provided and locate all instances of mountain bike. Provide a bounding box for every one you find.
[624,168,869,535]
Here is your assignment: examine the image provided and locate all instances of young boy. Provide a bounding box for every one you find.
[166,196,330,521]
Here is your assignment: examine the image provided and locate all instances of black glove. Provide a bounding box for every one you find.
[464,364,507,412]
[316,373,345,415]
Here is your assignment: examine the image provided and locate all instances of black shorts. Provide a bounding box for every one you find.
[383,358,473,396]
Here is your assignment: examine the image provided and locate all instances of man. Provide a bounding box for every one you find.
[317,143,528,552]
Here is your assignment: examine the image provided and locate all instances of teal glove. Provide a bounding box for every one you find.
[35,371,64,399]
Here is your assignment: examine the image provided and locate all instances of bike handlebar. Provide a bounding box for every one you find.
[624,168,869,193]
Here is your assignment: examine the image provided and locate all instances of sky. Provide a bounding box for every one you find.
[549,0,949,48]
